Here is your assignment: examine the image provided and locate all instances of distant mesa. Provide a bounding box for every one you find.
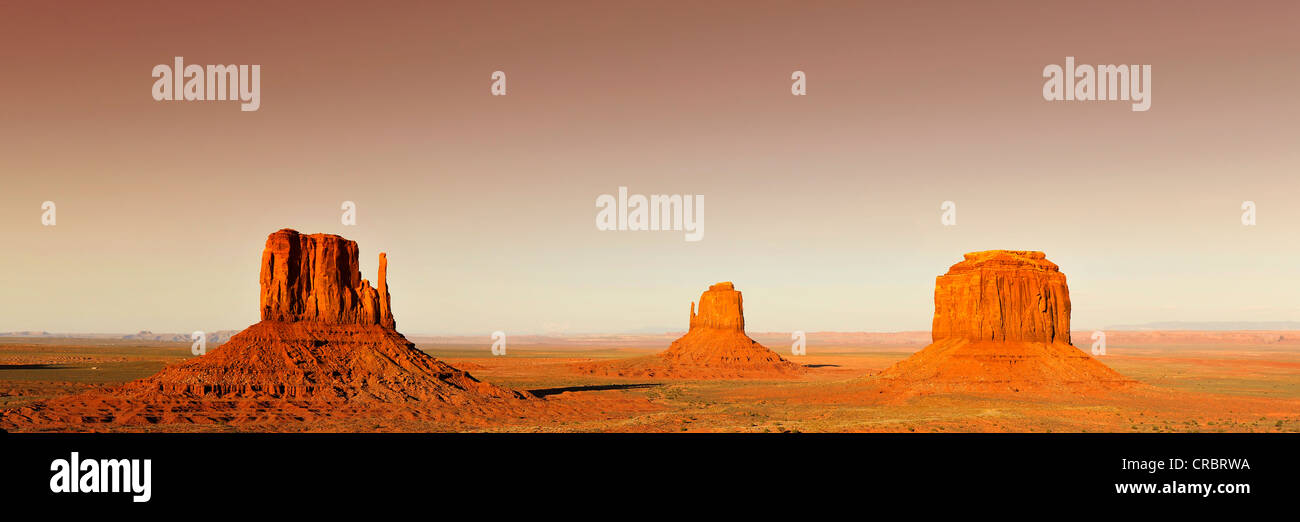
[1101,321,1300,331]
[121,330,237,344]
[0,330,239,343]
[0,331,52,337]
[576,282,804,378]
[873,250,1132,395]
[1,229,527,431]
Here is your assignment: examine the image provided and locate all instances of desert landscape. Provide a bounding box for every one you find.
[4,331,1299,433]
[3,232,1297,433]
[6,2,1299,510]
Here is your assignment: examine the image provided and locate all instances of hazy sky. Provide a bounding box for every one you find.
[2,1,1298,335]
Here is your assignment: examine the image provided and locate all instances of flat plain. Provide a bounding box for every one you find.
[3,335,1297,433]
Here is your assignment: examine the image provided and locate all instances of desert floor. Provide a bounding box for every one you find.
[2,338,1299,433]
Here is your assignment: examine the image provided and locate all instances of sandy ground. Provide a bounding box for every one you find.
[2,338,1298,433]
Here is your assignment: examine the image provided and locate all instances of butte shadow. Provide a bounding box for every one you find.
[574,282,805,379]
[0,229,549,432]
[865,250,1135,397]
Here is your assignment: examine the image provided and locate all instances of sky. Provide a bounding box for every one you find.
[2,0,1298,335]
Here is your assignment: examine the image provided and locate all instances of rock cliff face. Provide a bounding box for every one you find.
[876,251,1130,395]
[931,250,1070,344]
[577,282,803,378]
[688,282,745,331]
[259,229,395,328]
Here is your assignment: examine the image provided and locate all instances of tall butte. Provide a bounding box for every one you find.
[2,229,526,430]
[875,250,1131,395]
[259,229,396,328]
[578,282,803,378]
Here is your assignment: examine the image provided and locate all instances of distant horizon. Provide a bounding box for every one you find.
[8,320,1300,339]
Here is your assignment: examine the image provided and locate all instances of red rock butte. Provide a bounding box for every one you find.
[577,282,804,378]
[260,229,396,328]
[876,250,1132,395]
[1,229,528,430]
[931,250,1070,344]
